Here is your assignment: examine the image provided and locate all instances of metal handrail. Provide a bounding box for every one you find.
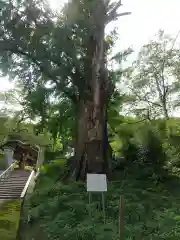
[20,170,35,198]
[0,162,16,184]
[16,169,37,239]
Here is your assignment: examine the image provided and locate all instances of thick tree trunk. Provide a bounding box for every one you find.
[73,0,113,180]
[74,97,110,180]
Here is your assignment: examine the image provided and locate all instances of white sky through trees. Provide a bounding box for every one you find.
[1,0,180,113]
[48,0,180,51]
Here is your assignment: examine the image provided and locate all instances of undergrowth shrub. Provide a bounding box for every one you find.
[25,169,180,240]
[116,123,168,179]
[27,179,119,240]
[38,159,67,183]
[136,125,167,176]
[20,120,180,240]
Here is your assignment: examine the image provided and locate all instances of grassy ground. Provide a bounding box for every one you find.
[0,200,21,240]
[19,160,180,240]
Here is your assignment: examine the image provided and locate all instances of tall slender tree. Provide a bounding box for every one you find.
[124,30,180,120]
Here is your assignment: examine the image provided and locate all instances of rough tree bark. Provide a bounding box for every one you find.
[72,0,130,181]
[74,0,130,180]
[73,0,106,180]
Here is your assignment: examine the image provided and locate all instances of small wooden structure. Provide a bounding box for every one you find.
[0,139,44,170]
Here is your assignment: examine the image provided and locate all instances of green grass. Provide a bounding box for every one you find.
[18,160,180,240]
[0,200,21,240]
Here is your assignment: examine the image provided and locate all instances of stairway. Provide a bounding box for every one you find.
[0,169,31,199]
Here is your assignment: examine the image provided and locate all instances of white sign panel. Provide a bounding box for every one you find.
[87,174,107,192]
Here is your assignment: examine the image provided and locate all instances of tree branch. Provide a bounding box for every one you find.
[130,87,162,107]
[106,11,131,23]
[106,0,131,23]
[108,0,122,15]
[115,12,131,18]
[2,44,78,103]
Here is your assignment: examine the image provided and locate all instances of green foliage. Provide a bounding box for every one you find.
[19,160,180,240]
[39,159,67,182]
[109,119,174,180]
[122,30,180,119]
[108,116,180,181]
[0,0,131,144]
[0,114,52,147]
[2,1,180,238]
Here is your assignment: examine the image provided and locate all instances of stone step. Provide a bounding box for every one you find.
[1,177,28,180]
[0,196,20,200]
[3,180,29,183]
[0,185,25,190]
[0,181,26,184]
[4,172,30,177]
[0,185,24,190]
[0,191,22,196]
[1,178,28,181]
[0,195,21,199]
[0,190,24,198]
[0,184,27,188]
[9,174,30,178]
[1,176,30,180]
[0,185,27,189]
[0,191,23,196]
[10,174,30,178]
[1,175,30,180]
[0,169,31,199]
[0,188,23,192]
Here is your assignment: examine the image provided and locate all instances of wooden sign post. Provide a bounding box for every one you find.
[87,173,107,223]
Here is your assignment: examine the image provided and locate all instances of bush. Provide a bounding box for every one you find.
[21,166,180,240]
[137,125,166,173]
[114,123,167,179]
[23,178,119,240]
[39,159,67,183]
[19,119,180,239]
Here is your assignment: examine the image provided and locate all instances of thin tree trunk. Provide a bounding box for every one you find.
[162,99,169,119]
[155,76,169,119]
[163,106,169,119]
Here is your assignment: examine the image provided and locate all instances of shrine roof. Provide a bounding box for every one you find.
[0,139,39,153]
